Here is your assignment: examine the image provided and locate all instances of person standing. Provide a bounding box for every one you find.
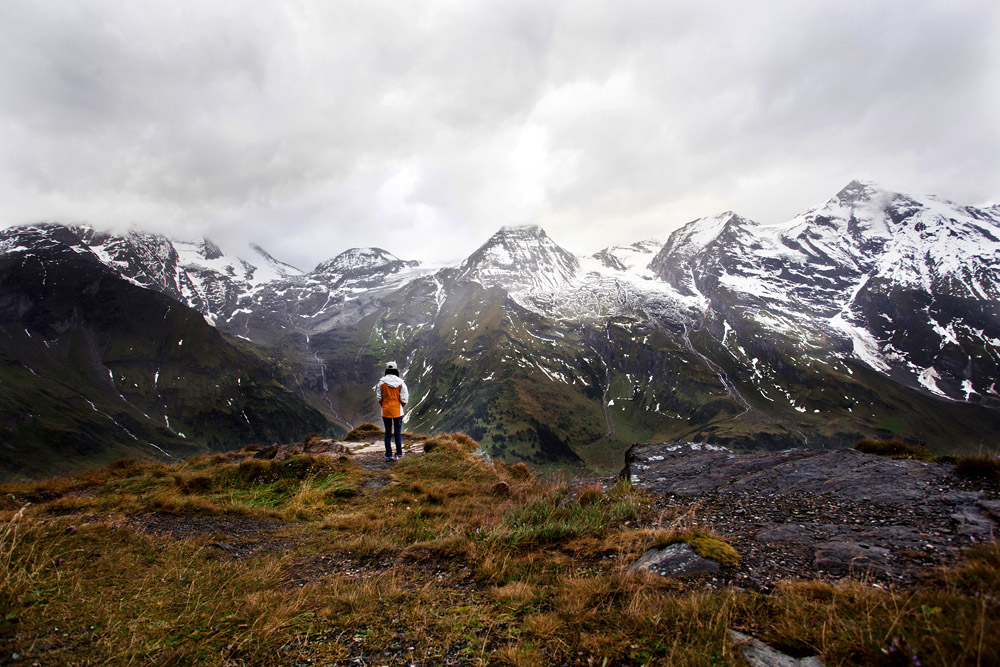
[376,361,408,460]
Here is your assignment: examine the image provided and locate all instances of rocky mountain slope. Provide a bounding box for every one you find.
[649,180,1000,403]
[2,180,998,475]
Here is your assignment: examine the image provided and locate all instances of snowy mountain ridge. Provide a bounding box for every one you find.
[2,180,998,462]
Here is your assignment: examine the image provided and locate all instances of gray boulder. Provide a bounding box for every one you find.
[630,542,720,578]
[728,630,824,667]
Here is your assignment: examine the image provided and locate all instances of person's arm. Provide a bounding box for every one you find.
[376,382,383,405]
[400,382,408,407]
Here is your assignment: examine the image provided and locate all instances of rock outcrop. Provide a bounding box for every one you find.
[624,443,999,589]
[630,542,721,578]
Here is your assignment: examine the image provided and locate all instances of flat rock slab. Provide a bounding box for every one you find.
[976,499,1000,523]
[624,442,999,588]
[626,443,954,505]
[725,449,955,505]
[625,443,815,495]
[813,541,891,575]
[630,542,720,578]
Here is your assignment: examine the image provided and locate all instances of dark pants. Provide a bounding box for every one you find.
[383,416,402,457]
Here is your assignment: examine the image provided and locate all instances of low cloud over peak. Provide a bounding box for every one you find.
[1,0,997,268]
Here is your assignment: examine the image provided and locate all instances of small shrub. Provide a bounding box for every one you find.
[450,433,479,452]
[490,482,641,547]
[173,474,213,495]
[146,489,221,514]
[424,434,476,454]
[104,458,168,478]
[852,438,935,461]
[507,462,533,480]
[224,458,277,486]
[344,423,383,442]
[422,434,478,456]
[953,454,1000,482]
[489,580,539,608]
[313,471,359,498]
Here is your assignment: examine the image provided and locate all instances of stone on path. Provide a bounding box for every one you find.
[812,541,890,575]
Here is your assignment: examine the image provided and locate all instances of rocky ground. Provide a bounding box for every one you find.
[621,443,1000,591]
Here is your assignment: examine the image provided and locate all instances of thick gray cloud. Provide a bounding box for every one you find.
[1,0,998,268]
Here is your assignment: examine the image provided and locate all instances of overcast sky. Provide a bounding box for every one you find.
[1,1,998,269]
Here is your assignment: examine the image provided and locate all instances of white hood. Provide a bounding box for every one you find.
[379,374,405,388]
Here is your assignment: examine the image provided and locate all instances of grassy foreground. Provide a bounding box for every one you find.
[2,434,998,666]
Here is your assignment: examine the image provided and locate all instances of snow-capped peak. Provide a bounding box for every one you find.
[834,179,880,206]
[250,244,303,279]
[313,247,413,275]
[647,211,757,279]
[459,225,579,291]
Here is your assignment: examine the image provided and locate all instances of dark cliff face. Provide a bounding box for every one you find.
[0,226,329,480]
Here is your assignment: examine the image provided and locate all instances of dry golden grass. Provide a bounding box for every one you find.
[489,580,539,608]
[2,434,998,665]
[576,481,605,506]
[852,437,936,460]
[953,454,1000,482]
[493,644,547,666]
[343,422,383,441]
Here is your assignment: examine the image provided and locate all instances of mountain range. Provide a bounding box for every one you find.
[2,180,998,478]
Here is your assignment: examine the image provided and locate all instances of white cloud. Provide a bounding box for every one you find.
[1,0,998,267]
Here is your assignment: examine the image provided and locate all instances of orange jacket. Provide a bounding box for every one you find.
[376,374,408,418]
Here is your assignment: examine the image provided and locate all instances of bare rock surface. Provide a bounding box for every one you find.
[625,443,999,590]
[630,542,720,578]
[728,630,824,667]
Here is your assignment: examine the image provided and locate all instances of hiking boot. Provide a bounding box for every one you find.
[395,451,404,459]
[384,455,395,461]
